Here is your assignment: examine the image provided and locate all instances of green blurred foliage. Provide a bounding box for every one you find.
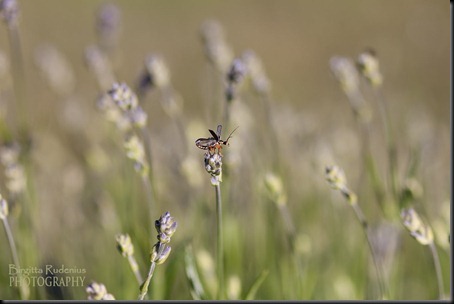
[0,0,450,300]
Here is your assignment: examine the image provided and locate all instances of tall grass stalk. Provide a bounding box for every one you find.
[138,253,158,300]
[372,87,398,200]
[203,150,226,299]
[264,172,302,297]
[214,183,225,299]
[116,233,143,285]
[8,27,26,130]
[137,54,188,158]
[357,50,398,209]
[0,0,28,136]
[325,166,387,299]
[127,253,143,285]
[428,242,444,299]
[1,195,29,299]
[200,20,234,125]
[401,207,445,299]
[242,50,280,171]
[223,58,246,132]
[141,175,156,229]
[349,199,387,299]
[138,212,177,300]
[330,57,386,216]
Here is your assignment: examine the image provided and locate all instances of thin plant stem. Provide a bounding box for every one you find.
[140,127,158,226]
[138,242,166,300]
[278,204,295,239]
[161,86,188,156]
[141,175,155,228]
[373,87,398,200]
[259,93,281,173]
[345,89,386,216]
[7,25,28,135]
[277,204,304,298]
[429,242,444,299]
[363,137,386,212]
[222,99,232,134]
[127,255,143,286]
[348,201,388,299]
[138,261,156,300]
[1,217,29,299]
[141,128,154,180]
[214,183,224,299]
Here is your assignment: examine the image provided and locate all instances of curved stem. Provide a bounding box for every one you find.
[350,203,388,299]
[429,242,444,299]
[138,243,166,300]
[2,218,29,299]
[127,255,143,286]
[374,87,398,201]
[138,261,156,300]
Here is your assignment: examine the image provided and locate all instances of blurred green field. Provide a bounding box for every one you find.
[0,0,450,300]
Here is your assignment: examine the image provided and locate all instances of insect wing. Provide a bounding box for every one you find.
[216,125,222,139]
[208,129,219,141]
[195,137,217,150]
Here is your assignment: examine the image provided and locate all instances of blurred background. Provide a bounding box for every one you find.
[0,0,450,300]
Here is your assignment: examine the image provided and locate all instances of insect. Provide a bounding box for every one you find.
[195,124,238,155]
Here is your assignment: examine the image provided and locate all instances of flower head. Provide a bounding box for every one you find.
[357,48,383,87]
[204,152,223,185]
[115,233,134,257]
[86,281,115,300]
[401,208,434,245]
[0,194,9,220]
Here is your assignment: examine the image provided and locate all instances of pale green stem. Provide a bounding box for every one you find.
[138,261,156,300]
[141,128,154,180]
[7,25,28,135]
[345,89,386,216]
[259,92,281,172]
[138,243,166,300]
[161,86,188,156]
[127,254,143,286]
[348,199,388,299]
[2,218,29,299]
[215,183,224,299]
[374,87,398,200]
[141,175,155,228]
[429,242,444,299]
[278,203,304,297]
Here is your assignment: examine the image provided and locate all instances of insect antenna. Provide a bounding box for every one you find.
[223,126,239,145]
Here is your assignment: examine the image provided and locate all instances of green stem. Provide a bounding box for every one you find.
[260,93,281,173]
[127,254,143,285]
[429,242,444,299]
[7,25,28,136]
[215,183,224,299]
[141,128,154,179]
[349,202,388,299]
[345,89,386,217]
[161,86,188,159]
[141,175,155,228]
[138,243,166,300]
[278,204,304,297]
[1,218,29,299]
[374,87,398,201]
[138,261,156,300]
